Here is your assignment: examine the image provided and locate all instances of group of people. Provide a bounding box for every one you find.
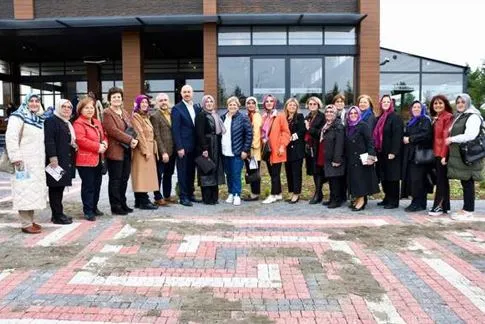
[4,84,483,234]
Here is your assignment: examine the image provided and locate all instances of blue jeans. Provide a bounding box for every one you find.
[223,156,244,196]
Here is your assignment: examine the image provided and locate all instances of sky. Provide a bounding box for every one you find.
[380,0,485,70]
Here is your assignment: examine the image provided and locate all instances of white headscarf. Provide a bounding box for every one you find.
[54,99,76,146]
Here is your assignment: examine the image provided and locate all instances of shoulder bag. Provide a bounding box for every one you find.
[459,124,485,166]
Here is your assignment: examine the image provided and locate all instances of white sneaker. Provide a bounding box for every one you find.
[225,194,234,204]
[262,195,277,204]
[233,195,241,206]
[450,210,474,221]
[274,194,283,201]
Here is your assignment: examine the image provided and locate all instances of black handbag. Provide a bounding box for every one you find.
[262,141,272,161]
[120,127,137,149]
[195,156,216,174]
[414,147,435,165]
[100,156,108,175]
[245,169,261,183]
[459,127,485,166]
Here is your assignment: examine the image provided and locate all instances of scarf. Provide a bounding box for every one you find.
[346,106,362,137]
[407,100,430,128]
[360,108,372,122]
[54,99,76,146]
[262,109,277,140]
[204,107,225,135]
[373,98,395,152]
[11,93,45,129]
[245,96,259,123]
[159,107,172,126]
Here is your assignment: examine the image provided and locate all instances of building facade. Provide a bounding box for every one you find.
[0,0,379,118]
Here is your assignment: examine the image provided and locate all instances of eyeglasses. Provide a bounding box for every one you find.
[348,112,359,115]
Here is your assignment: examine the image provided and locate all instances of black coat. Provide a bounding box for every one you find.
[401,117,434,198]
[44,115,76,187]
[345,122,380,197]
[195,111,225,187]
[286,113,306,162]
[318,122,346,178]
[305,111,324,175]
[362,110,377,131]
[375,112,404,182]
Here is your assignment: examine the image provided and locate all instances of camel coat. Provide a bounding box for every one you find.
[131,113,159,192]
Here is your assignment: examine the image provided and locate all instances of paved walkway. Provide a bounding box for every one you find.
[0,174,484,323]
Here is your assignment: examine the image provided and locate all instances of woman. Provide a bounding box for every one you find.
[357,94,377,131]
[221,96,253,206]
[131,95,159,210]
[332,94,347,125]
[401,101,433,212]
[195,94,226,205]
[284,98,305,203]
[102,87,139,215]
[44,99,77,224]
[314,105,346,208]
[446,93,483,220]
[242,96,262,201]
[428,95,453,216]
[261,95,291,204]
[373,95,403,209]
[73,98,107,221]
[305,97,325,204]
[6,94,47,234]
[345,106,380,211]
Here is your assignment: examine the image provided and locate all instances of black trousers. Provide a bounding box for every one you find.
[77,165,102,216]
[201,185,219,204]
[313,166,325,199]
[244,159,261,195]
[382,180,400,206]
[408,164,427,208]
[329,176,344,203]
[462,178,475,212]
[154,154,176,200]
[176,150,196,201]
[433,158,450,211]
[265,160,282,195]
[285,159,303,194]
[48,186,65,218]
[107,150,131,208]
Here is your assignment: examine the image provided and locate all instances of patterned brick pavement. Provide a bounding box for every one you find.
[0,176,484,323]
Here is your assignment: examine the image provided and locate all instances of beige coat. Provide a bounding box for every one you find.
[250,112,263,161]
[131,113,159,192]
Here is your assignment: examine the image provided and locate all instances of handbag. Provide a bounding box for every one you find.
[261,117,275,161]
[414,147,435,165]
[245,169,261,183]
[0,122,25,174]
[120,127,137,149]
[100,156,108,175]
[459,126,485,166]
[195,156,216,174]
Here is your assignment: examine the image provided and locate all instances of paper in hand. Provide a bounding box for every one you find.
[45,165,65,181]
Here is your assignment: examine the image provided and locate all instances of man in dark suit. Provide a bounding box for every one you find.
[171,85,202,206]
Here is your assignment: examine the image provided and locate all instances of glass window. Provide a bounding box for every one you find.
[380,73,420,111]
[145,80,174,92]
[325,56,354,104]
[0,60,10,74]
[218,27,251,46]
[66,62,86,75]
[422,59,464,73]
[290,58,322,104]
[144,60,178,73]
[289,27,323,45]
[186,79,204,91]
[20,63,40,76]
[76,81,87,94]
[179,59,202,72]
[380,49,420,72]
[325,27,355,45]
[253,27,287,45]
[40,62,64,76]
[421,74,463,103]
[218,57,250,106]
[253,58,285,103]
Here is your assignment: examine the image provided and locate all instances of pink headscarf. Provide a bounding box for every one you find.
[373,95,394,152]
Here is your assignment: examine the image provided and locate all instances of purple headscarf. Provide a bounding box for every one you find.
[346,106,362,137]
[133,94,149,114]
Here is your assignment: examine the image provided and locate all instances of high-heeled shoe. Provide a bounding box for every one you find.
[351,197,366,211]
[289,196,300,204]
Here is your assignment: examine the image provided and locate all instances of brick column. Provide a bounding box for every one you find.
[358,0,380,103]
[203,0,218,103]
[14,0,34,19]
[122,31,143,111]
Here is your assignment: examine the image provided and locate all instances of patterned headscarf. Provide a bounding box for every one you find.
[10,93,45,129]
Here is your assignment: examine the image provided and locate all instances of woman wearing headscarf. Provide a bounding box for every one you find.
[332,94,347,126]
[357,94,377,131]
[44,99,77,224]
[313,105,346,208]
[428,95,453,216]
[131,94,159,210]
[242,96,262,201]
[373,95,404,209]
[284,98,306,204]
[73,98,107,221]
[6,93,47,233]
[345,106,379,211]
[401,100,433,212]
[195,94,226,205]
[261,94,291,204]
[304,97,325,204]
[446,93,484,220]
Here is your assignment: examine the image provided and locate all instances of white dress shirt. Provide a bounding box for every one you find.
[183,100,196,125]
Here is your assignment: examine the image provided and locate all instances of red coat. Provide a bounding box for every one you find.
[433,111,453,159]
[73,116,107,167]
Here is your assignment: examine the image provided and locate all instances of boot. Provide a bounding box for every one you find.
[309,175,323,204]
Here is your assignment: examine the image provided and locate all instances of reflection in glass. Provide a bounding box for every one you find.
[325,27,356,45]
[325,57,354,104]
[422,60,463,73]
[421,74,463,103]
[380,49,419,72]
[289,27,323,45]
[253,58,286,103]
[380,73,419,112]
[186,79,204,91]
[145,80,174,92]
[290,59,322,104]
[253,27,287,45]
[218,27,251,46]
[218,57,250,106]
